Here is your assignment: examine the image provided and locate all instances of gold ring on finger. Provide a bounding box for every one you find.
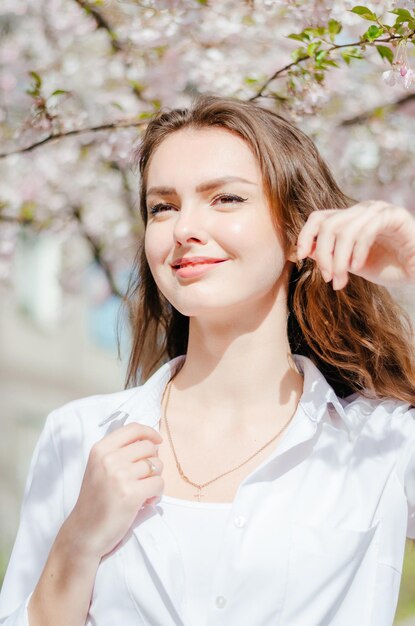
[143,458,157,477]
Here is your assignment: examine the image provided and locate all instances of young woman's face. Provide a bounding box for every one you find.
[144,127,293,318]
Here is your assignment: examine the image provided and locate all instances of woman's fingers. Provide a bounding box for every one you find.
[100,437,157,468]
[297,202,415,289]
[297,209,337,262]
[95,422,162,457]
[297,204,383,289]
[312,221,336,282]
[330,213,379,289]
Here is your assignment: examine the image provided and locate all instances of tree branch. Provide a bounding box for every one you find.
[2,88,414,159]
[0,214,32,225]
[109,161,138,218]
[0,210,125,299]
[339,93,415,126]
[0,118,147,159]
[74,0,125,53]
[71,205,124,299]
[73,0,150,102]
[249,34,405,101]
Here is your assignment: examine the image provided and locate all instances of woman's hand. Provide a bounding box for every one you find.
[65,423,164,559]
[296,200,415,290]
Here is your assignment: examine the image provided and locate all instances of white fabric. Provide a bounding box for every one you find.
[159,495,231,626]
[0,352,414,626]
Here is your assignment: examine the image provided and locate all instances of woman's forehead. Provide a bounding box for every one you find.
[146,127,261,187]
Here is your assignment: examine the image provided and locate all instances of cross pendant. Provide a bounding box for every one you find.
[194,488,204,501]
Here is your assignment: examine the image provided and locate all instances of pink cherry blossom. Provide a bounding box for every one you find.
[383,40,415,90]
[0,0,414,296]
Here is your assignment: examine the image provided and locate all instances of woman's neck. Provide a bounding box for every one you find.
[167,305,304,433]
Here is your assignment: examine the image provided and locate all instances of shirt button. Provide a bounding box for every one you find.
[234,515,246,528]
[215,596,227,609]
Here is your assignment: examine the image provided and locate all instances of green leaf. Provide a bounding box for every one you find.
[394,22,414,35]
[287,33,309,43]
[376,44,394,64]
[391,10,415,29]
[271,92,288,102]
[389,8,413,22]
[328,19,342,42]
[242,14,255,26]
[20,202,36,221]
[314,49,339,69]
[129,80,145,93]
[315,49,328,63]
[28,71,42,88]
[138,111,155,120]
[154,45,168,58]
[151,99,161,110]
[364,24,384,41]
[303,26,327,37]
[321,59,340,68]
[291,47,309,63]
[110,101,124,111]
[341,47,364,64]
[328,19,342,33]
[196,0,208,4]
[244,77,259,85]
[307,42,321,56]
[350,5,377,21]
[50,89,68,96]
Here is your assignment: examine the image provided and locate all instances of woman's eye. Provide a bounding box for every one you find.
[214,194,248,205]
[148,195,247,215]
[149,203,173,215]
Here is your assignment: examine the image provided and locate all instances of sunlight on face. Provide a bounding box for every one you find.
[144,127,291,318]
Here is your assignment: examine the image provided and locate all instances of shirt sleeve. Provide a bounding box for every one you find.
[0,410,66,625]
[394,406,415,539]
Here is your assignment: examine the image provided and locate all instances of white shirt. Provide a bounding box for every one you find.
[159,495,232,626]
[0,353,414,626]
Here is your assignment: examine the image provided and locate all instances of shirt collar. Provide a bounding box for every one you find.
[292,354,350,430]
[103,352,350,432]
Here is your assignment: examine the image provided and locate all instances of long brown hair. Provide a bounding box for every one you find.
[122,93,415,409]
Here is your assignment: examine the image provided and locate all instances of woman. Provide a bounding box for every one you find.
[1,94,415,626]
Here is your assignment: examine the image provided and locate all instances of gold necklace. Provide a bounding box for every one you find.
[161,372,298,502]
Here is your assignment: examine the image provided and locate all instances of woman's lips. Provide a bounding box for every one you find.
[173,260,228,278]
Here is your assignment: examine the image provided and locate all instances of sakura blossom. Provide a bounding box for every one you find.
[383,39,415,88]
[0,0,414,296]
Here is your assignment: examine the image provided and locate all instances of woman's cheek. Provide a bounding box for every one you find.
[216,218,249,254]
[145,230,164,269]
[225,216,245,237]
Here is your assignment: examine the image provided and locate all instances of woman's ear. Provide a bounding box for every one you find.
[286,244,298,263]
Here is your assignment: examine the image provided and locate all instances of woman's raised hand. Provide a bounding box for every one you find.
[296,201,415,290]
[65,423,164,559]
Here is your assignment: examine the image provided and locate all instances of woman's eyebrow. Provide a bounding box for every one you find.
[146,176,256,199]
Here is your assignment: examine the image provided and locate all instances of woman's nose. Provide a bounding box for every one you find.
[172,205,208,245]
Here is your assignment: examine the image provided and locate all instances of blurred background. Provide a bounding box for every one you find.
[0,0,414,622]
